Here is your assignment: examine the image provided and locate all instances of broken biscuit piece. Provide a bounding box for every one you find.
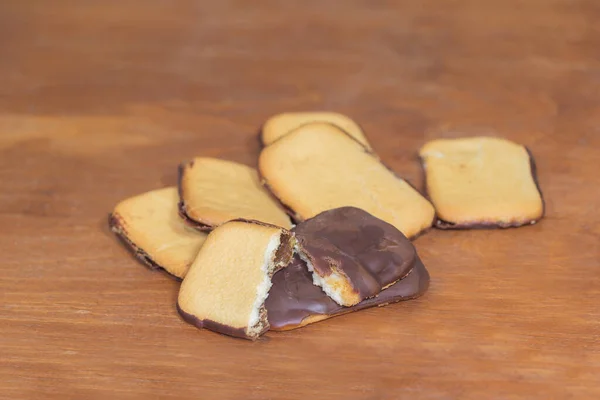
[294,207,416,306]
[259,122,435,239]
[261,112,371,149]
[109,187,207,279]
[178,157,292,231]
[419,136,544,228]
[177,220,295,340]
[266,254,430,331]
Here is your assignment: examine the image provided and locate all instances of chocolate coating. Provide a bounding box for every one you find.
[176,303,252,340]
[266,255,429,331]
[293,207,416,302]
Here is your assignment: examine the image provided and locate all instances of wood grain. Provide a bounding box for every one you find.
[1,1,599,399]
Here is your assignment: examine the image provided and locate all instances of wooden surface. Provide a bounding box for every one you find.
[1,1,599,399]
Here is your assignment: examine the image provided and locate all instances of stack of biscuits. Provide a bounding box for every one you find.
[110,112,544,340]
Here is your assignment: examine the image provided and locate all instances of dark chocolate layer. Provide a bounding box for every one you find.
[293,207,416,302]
[176,303,254,340]
[274,229,295,267]
[266,255,429,331]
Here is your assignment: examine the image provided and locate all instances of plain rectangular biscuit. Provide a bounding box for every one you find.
[258,122,435,239]
[109,187,207,279]
[261,112,371,149]
[178,157,292,231]
[177,220,295,340]
[419,136,544,228]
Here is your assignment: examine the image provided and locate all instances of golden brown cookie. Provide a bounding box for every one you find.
[178,157,292,230]
[177,220,295,340]
[261,112,371,149]
[258,123,435,239]
[109,187,207,279]
[419,136,544,228]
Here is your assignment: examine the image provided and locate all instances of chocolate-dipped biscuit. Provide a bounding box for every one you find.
[266,255,429,331]
[293,207,416,306]
[177,220,294,340]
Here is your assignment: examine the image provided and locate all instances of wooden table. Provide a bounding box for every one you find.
[2,1,599,399]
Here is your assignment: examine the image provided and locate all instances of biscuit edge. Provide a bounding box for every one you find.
[257,122,377,224]
[176,223,295,340]
[177,159,220,232]
[420,145,545,230]
[107,213,183,281]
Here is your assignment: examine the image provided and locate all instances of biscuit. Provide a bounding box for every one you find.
[177,220,295,340]
[109,187,207,279]
[266,255,429,331]
[261,112,371,149]
[294,207,416,306]
[178,157,292,230]
[419,137,544,228]
[258,122,435,239]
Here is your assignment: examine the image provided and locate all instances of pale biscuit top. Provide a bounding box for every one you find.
[178,221,286,336]
[259,123,435,239]
[179,157,292,229]
[261,112,371,149]
[112,187,207,278]
[419,136,543,226]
